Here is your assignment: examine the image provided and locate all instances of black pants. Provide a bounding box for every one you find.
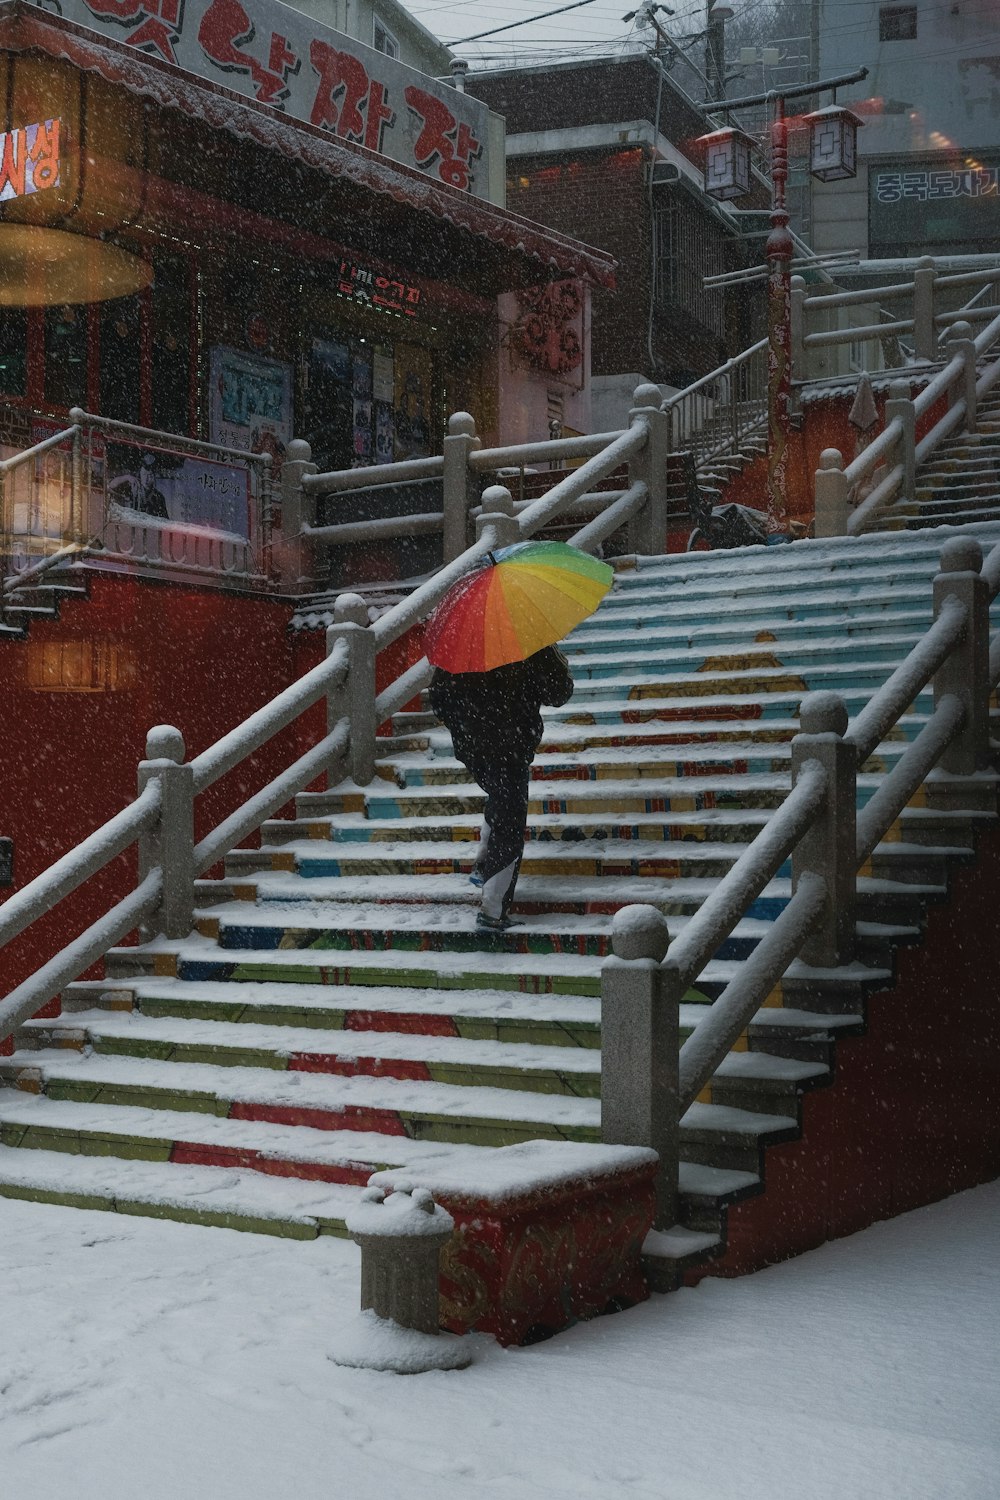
[464,752,532,921]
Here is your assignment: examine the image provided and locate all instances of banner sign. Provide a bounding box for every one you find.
[106,440,251,537]
[870,156,1000,254]
[49,0,491,196]
[0,119,61,201]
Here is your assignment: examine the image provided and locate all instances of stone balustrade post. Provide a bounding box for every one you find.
[279,438,318,591]
[627,383,670,557]
[326,593,377,787]
[885,378,917,502]
[814,448,851,537]
[600,904,679,1230]
[913,255,938,361]
[791,692,857,969]
[932,537,990,777]
[943,320,978,433]
[475,483,520,547]
[332,1181,472,1372]
[442,411,481,563]
[137,724,194,941]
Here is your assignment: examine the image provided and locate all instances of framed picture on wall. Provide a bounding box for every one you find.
[209,345,293,462]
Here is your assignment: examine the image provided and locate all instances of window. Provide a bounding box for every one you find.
[373,18,399,57]
[879,6,917,40]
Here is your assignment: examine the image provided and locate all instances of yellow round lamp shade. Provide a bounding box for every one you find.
[0,224,152,306]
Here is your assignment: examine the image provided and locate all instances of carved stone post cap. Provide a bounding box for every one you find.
[145,724,185,763]
[283,438,312,464]
[332,592,370,627]
[939,537,983,575]
[917,255,937,269]
[631,382,663,411]
[447,411,477,438]
[611,904,670,962]
[818,447,844,471]
[480,484,515,516]
[798,690,848,737]
[945,320,974,342]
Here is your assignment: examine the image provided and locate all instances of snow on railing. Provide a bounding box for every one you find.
[0,400,664,1039]
[602,535,1000,1231]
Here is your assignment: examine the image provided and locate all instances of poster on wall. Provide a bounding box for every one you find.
[209,345,293,463]
[352,352,373,465]
[106,442,251,538]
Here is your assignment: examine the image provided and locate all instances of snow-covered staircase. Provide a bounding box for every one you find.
[872,385,1000,532]
[2,526,1000,1306]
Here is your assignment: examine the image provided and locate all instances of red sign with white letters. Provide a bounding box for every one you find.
[57,0,490,196]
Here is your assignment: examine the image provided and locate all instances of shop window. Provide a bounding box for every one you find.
[0,309,28,398]
[151,255,191,436]
[373,18,399,57]
[879,6,917,39]
[43,305,88,411]
[99,294,142,425]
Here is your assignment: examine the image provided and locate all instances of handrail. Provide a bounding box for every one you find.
[847,463,904,537]
[662,339,768,408]
[855,695,965,867]
[0,425,79,475]
[912,353,965,418]
[846,593,967,764]
[843,416,903,487]
[471,431,624,472]
[0,872,163,1042]
[68,409,273,472]
[0,780,161,952]
[664,760,828,997]
[305,455,444,492]
[3,539,97,595]
[676,872,828,1117]
[195,718,351,875]
[305,512,445,546]
[570,480,647,553]
[190,639,350,794]
[517,426,647,537]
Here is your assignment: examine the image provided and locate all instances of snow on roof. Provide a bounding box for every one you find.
[4,5,616,289]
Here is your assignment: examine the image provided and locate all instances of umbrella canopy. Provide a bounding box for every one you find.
[425,540,613,674]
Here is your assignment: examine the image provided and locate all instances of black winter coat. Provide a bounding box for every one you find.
[429,646,574,769]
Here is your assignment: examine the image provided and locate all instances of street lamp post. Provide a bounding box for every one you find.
[697,68,868,538]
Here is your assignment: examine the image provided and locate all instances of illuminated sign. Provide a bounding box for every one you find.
[0,120,61,202]
[336,261,422,318]
[869,155,1000,254]
[53,0,491,197]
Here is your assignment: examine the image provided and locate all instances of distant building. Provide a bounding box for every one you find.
[814,0,1000,261]
[466,53,767,430]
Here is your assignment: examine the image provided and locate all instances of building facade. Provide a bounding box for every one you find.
[813,0,1000,261]
[467,54,767,430]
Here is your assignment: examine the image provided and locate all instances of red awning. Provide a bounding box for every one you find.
[0,3,616,289]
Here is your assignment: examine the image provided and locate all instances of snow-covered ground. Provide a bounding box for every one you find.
[3,1182,998,1500]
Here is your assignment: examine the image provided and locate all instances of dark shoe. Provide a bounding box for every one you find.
[476,911,516,933]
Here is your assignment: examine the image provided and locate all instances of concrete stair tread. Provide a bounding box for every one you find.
[23,1010,602,1075]
[64,975,603,1025]
[2,1049,602,1128]
[677,1160,759,1198]
[0,1144,359,1230]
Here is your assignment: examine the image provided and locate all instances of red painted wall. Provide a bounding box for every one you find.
[0,569,427,1035]
[688,823,1000,1280]
[719,388,953,524]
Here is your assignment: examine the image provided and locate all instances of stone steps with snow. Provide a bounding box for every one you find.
[4,524,998,1278]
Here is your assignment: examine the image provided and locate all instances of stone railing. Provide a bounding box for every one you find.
[600,535,1000,1246]
[813,310,1000,536]
[793,257,1000,382]
[0,389,670,1044]
[0,411,273,591]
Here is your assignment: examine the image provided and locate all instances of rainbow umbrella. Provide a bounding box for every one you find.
[425,540,613,674]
